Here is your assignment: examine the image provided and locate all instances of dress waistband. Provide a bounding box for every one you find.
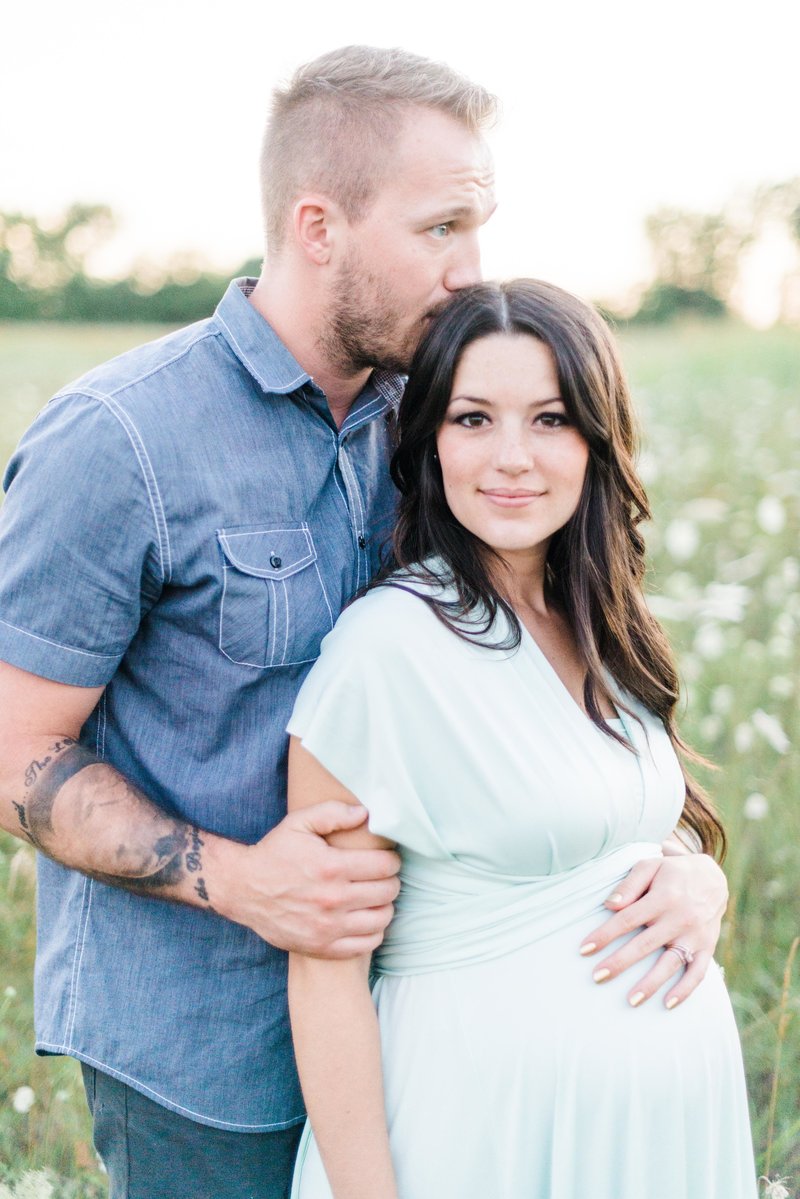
[373,841,663,977]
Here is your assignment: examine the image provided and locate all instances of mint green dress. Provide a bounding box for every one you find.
[288,580,757,1199]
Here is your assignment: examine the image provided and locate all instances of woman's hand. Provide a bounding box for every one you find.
[579,851,729,1009]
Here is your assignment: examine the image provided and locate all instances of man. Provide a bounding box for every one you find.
[0,45,727,1199]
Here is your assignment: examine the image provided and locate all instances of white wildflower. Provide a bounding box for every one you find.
[0,1173,55,1199]
[54,1088,71,1103]
[684,497,729,523]
[752,709,790,754]
[775,613,795,638]
[4,985,16,998]
[11,1085,36,1114]
[734,723,754,753]
[710,684,734,715]
[768,676,794,699]
[781,557,800,586]
[694,623,725,660]
[743,792,769,820]
[720,550,765,583]
[700,582,751,623]
[664,518,700,561]
[769,637,793,660]
[699,715,723,742]
[756,495,787,534]
[645,594,689,621]
[637,450,659,483]
[760,1177,791,1199]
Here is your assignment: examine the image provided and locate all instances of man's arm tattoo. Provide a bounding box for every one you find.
[21,743,213,908]
[24,741,97,845]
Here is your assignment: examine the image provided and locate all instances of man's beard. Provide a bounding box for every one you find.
[321,256,421,376]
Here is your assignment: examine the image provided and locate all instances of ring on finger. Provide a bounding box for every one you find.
[664,943,694,967]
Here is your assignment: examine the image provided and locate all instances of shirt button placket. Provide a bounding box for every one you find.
[337,437,368,590]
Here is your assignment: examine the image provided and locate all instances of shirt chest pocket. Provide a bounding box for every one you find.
[217,525,335,668]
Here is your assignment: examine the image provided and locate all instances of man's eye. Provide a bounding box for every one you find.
[429,223,451,239]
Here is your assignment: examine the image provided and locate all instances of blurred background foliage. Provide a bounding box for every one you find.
[1,178,800,327]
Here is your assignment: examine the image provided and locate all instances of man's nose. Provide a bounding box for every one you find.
[443,233,483,292]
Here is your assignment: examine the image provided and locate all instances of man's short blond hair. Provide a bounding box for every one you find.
[260,45,498,251]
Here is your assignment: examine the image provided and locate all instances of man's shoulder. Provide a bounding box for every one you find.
[52,317,224,409]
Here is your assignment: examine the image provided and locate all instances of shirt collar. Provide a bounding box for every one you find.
[213,277,404,411]
[212,278,311,395]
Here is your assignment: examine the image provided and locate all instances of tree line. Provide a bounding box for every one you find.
[1,182,799,325]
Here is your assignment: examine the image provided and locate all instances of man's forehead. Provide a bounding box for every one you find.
[385,118,495,208]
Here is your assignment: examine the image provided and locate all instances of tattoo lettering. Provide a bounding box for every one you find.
[185,827,210,905]
[12,800,32,840]
[49,737,77,755]
[24,743,99,845]
[194,877,210,902]
[24,757,52,788]
[185,827,204,873]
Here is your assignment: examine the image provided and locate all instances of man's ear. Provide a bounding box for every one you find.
[292,195,343,266]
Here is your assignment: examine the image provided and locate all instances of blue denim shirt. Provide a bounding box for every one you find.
[0,279,402,1130]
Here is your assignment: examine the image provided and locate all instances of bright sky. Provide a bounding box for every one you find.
[2,0,798,309]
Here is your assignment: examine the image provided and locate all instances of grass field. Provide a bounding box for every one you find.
[0,319,798,1196]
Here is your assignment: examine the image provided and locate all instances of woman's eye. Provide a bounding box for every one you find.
[454,412,488,428]
[537,411,569,428]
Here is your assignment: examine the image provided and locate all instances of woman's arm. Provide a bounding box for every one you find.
[288,735,399,1199]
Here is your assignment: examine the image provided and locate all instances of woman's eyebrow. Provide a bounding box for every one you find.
[448,395,562,408]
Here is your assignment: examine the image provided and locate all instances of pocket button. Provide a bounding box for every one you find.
[357,535,366,549]
[269,554,282,568]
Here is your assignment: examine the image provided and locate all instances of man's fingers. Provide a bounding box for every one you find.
[297,799,370,837]
[341,878,401,910]
[335,846,401,883]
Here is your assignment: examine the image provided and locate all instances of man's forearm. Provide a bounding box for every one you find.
[5,736,226,910]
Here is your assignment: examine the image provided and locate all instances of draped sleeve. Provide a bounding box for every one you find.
[287,584,450,855]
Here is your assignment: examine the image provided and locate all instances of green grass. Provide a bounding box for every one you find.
[0,319,798,1194]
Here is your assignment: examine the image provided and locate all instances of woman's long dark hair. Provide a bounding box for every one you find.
[381,279,725,859]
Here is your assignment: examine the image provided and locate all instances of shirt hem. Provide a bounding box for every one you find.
[35,1042,306,1132]
[0,621,121,687]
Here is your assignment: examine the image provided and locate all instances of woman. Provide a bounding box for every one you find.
[286,281,756,1198]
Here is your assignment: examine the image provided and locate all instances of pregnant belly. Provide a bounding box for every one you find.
[373,920,738,1116]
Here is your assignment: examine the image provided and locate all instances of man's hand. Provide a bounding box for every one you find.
[579,853,728,1009]
[210,801,401,959]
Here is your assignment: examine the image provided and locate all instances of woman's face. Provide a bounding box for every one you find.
[435,332,590,575]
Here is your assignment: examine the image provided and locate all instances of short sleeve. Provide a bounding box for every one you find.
[0,393,165,686]
[287,591,444,855]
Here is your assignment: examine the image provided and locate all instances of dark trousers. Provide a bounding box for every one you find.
[81,1065,304,1199]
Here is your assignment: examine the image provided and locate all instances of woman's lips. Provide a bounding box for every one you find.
[479,489,544,508]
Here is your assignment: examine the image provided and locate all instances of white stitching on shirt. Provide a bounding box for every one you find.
[95,395,173,584]
[0,617,120,659]
[215,311,307,392]
[64,877,93,1047]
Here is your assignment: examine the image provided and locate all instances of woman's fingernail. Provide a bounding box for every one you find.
[579,942,596,956]
[666,996,680,1010]
[593,968,611,983]
[629,991,645,1007]
[607,892,624,905]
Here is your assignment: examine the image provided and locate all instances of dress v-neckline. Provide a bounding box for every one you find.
[516,619,624,735]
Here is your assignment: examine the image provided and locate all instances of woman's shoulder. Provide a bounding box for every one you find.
[334,568,453,643]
